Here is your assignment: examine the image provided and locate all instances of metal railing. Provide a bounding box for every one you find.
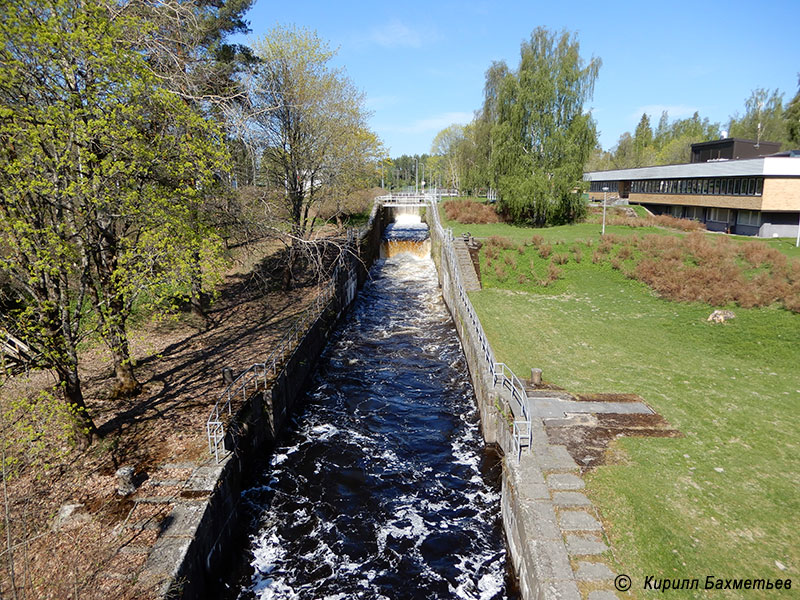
[425,193,532,457]
[206,254,351,462]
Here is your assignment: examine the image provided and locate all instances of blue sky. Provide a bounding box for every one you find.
[235,0,799,157]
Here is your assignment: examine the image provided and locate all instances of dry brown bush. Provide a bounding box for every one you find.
[504,253,518,268]
[553,253,569,265]
[531,235,544,247]
[443,199,500,224]
[486,235,515,249]
[537,243,552,259]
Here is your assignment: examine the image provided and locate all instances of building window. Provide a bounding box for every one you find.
[708,208,730,222]
[737,210,760,226]
[756,178,763,195]
[748,178,756,195]
[685,206,704,221]
[671,205,683,217]
[702,180,709,194]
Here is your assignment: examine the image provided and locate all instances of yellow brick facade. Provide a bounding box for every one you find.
[762,178,800,211]
[627,193,762,210]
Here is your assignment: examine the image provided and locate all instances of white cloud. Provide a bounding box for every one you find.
[380,111,474,135]
[368,19,438,48]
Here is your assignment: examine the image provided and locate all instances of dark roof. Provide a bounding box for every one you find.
[690,137,778,148]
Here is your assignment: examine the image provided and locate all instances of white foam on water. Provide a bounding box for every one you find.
[308,423,339,441]
[393,213,422,225]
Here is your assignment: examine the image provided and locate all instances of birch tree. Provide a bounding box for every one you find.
[245,25,382,288]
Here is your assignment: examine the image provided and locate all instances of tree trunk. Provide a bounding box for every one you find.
[190,247,207,322]
[282,241,296,290]
[108,323,141,397]
[60,368,97,449]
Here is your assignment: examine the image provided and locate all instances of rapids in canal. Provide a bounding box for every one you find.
[225,233,516,599]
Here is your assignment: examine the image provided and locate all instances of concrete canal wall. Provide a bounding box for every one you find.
[427,201,605,600]
[149,202,388,599]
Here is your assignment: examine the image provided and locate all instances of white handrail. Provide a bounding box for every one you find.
[205,254,350,462]
[425,193,531,458]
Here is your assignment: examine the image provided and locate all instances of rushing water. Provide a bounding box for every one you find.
[227,246,516,600]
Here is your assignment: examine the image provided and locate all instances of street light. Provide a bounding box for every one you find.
[602,186,609,236]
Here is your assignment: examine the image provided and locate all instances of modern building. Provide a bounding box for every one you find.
[584,139,800,237]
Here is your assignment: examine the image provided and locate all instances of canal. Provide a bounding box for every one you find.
[224,241,516,599]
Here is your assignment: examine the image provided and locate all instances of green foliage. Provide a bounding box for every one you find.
[0,0,232,437]
[728,88,789,148]
[246,25,383,236]
[786,80,800,146]
[489,28,599,226]
[1,389,72,479]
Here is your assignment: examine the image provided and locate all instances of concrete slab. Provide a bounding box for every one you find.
[536,446,579,471]
[558,510,602,531]
[518,482,551,500]
[521,501,561,540]
[160,502,207,539]
[546,473,585,490]
[528,396,653,418]
[565,534,609,556]
[575,561,615,581]
[528,538,574,581]
[588,590,619,600]
[185,466,223,492]
[543,578,582,599]
[552,492,592,508]
[143,536,191,579]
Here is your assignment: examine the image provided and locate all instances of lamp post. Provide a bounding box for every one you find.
[602,186,609,236]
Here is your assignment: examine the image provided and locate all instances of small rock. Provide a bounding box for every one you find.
[775,560,787,571]
[714,467,724,473]
[116,466,137,496]
[707,310,735,324]
[52,503,87,532]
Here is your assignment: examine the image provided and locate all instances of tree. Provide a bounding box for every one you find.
[431,124,465,191]
[244,25,382,287]
[728,88,787,148]
[490,28,600,225]
[784,78,800,147]
[0,0,229,438]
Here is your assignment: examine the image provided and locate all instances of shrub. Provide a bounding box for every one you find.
[538,243,552,259]
[547,262,563,281]
[487,235,515,249]
[443,199,501,224]
[553,253,569,265]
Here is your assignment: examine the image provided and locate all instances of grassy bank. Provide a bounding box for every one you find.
[463,216,800,594]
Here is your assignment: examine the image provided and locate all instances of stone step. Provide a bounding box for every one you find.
[452,239,481,291]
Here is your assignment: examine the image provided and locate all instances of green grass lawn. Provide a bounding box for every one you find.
[467,222,800,595]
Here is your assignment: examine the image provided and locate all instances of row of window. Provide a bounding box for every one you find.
[631,177,763,196]
[665,205,761,226]
[589,181,619,192]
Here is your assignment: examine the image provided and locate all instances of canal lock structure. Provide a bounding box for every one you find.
[224,218,518,600]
